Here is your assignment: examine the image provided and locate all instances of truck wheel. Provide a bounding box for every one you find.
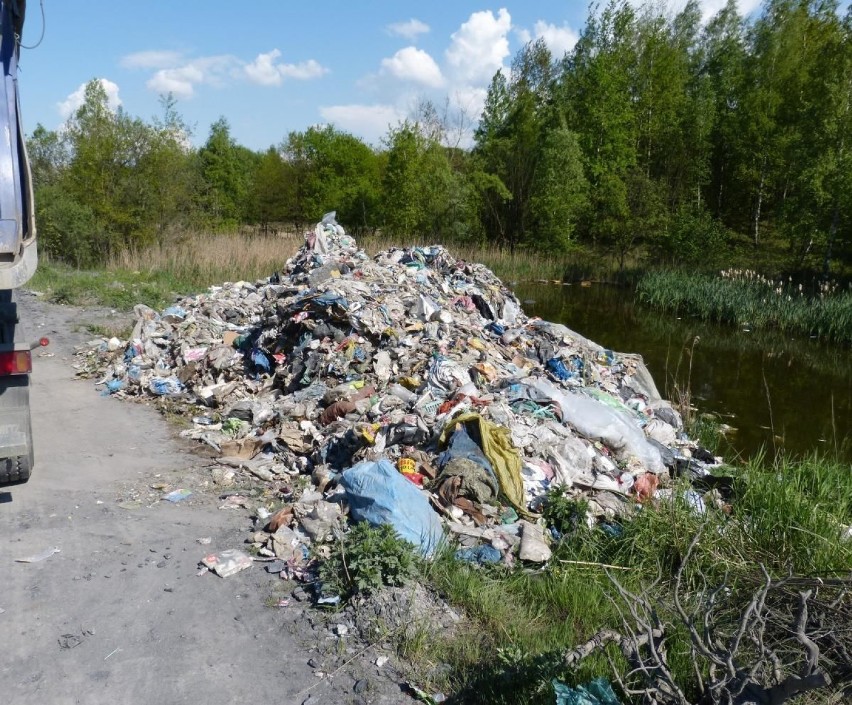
[0,454,30,484]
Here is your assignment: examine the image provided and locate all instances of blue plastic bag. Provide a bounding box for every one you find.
[341,459,443,556]
[250,348,271,372]
[149,377,184,396]
[547,358,573,380]
[553,677,620,705]
[455,545,501,564]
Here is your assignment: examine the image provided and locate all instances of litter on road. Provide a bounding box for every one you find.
[16,546,61,563]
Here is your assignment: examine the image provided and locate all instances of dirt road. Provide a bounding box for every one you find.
[0,294,404,705]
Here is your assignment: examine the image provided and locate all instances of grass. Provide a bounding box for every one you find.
[29,230,304,310]
[637,268,852,345]
[28,230,621,310]
[413,453,852,704]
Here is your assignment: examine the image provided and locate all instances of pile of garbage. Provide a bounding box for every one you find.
[77,213,721,571]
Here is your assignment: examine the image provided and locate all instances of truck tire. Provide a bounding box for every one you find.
[0,372,34,485]
[0,453,30,484]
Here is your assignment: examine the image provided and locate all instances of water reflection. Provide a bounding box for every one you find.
[513,282,852,462]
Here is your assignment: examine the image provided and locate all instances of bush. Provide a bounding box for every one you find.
[35,185,105,267]
[656,204,728,266]
[542,488,589,538]
[319,522,418,600]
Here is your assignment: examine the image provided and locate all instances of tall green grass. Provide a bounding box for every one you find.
[417,453,852,704]
[637,269,852,345]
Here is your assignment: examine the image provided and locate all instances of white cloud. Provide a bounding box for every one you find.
[380,47,443,88]
[697,0,762,21]
[319,103,407,144]
[532,21,579,57]
[125,50,325,99]
[514,27,532,44]
[278,59,328,81]
[120,50,183,70]
[57,78,122,119]
[146,55,234,99]
[245,50,328,85]
[625,0,763,23]
[244,49,284,86]
[386,18,430,40]
[445,8,512,85]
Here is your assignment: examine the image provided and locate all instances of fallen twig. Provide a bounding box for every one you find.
[557,559,632,571]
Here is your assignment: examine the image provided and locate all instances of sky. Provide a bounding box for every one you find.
[15,0,787,151]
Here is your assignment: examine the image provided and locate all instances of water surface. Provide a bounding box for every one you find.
[513,282,852,462]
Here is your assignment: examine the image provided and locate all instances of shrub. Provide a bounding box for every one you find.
[319,522,418,599]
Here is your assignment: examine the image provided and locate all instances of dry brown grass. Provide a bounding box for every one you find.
[106,230,304,283]
[104,228,578,286]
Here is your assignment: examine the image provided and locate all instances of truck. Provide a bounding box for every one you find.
[0,0,40,485]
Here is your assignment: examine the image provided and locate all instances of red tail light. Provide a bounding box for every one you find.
[0,351,31,375]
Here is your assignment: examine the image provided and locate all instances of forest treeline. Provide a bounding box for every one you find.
[28,0,852,273]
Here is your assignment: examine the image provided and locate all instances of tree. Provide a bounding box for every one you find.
[560,1,639,252]
[701,0,747,224]
[198,117,255,226]
[27,124,68,190]
[248,147,289,232]
[474,39,556,251]
[381,122,425,236]
[134,95,201,239]
[529,127,588,251]
[281,125,380,232]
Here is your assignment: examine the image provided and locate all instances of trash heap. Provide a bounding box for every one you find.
[78,213,721,571]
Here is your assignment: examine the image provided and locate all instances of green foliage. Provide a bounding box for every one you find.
[30,81,204,263]
[529,128,588,251]
[656,204,729,265]
[542,488,589,537]
[319,522,418,599]
[380,118,481,242]
[198,117,256,225]
[248,147,289,230]
[381,123,425,236]
[282,125,381,231]
[35,185,103,268]
[421,452,851,704]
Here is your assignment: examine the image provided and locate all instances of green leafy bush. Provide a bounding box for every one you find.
[320,522,418,599]
[542,488,589,537]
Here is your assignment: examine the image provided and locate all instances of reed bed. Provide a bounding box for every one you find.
[637,268,852,345]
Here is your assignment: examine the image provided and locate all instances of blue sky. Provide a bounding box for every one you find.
[18,0,774,150]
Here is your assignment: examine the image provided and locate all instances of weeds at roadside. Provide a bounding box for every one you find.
[82,321,135,341]
[319,523,418,600]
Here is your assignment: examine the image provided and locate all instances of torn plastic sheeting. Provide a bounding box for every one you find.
[553,677,620,705]
[149,376,184,396]
[440,413,532,518]
[340,458,444,556]
[201,549,253,577]
[527,379,664,474]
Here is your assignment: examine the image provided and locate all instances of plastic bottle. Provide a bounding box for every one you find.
[388,383,417,404]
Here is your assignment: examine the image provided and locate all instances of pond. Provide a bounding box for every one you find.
[512,281,852,463]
